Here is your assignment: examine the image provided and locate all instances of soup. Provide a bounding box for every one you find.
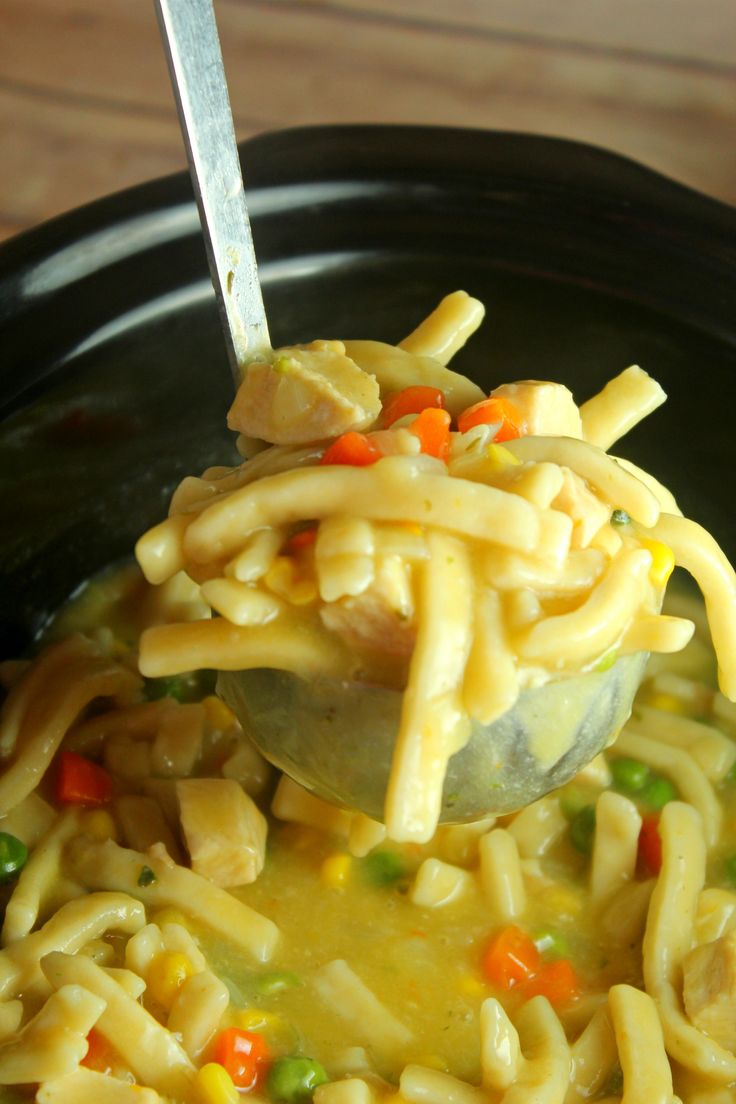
[0,571,734,1103]
[1,292,735,1103]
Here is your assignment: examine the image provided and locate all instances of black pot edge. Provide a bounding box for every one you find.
[1,125,735,275]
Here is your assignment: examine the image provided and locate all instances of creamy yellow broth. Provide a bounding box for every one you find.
[0,565,732,1102]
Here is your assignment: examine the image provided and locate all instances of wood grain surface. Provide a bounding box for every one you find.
[1,0,735,241]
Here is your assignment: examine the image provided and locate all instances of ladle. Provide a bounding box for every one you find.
[155,0,648,823]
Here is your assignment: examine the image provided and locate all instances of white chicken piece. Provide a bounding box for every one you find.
[552,467,611,549]
[227,341,381,444]
[682,928,736,1052]
[490,380,583,439]
[320,556,416,659]
[176,778,267,888]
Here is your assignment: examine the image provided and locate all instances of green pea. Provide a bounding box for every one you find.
[533,928,570,959]
[144,675,190,702]
[559,786,594,821]
[640,776,677,810]
[255,971,302,996]
[570,805,596,854]
[727,760,736,783]
[267,1057,329,1103]
[610,509,631,526]
[610,757,651,794]
[361,850,406,886]
[724,855,736,887]
[0,833,28,883]
[144,670,216,703]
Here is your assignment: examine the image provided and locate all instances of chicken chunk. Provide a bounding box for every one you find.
[227,341,381,444]
[176,778,267,888]
[320,556,416,659]
[552,467,611,548]
[682,928,736,1052]
[490,380,583,439]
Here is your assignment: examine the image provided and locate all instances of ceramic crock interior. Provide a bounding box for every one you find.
[1,126,735,657]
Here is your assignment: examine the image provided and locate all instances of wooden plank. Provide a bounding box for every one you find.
[1,0,735,238]
[293,0,736,67]
[0,87,187,237]
[0,221,25,244]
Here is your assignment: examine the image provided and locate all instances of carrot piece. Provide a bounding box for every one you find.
[637,813,662,876]
[213,1027,270,1090]
[82,1028,112,1073]
[457,397,524,441]
[284,527,318,555]
[382,386,445,427]
[56,751,113,806]
[481,925,541,990]
[522,958,580,1007]
[409,407,452,460]
[320,432,383,467]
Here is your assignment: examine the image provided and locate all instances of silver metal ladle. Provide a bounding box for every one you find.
[155,0,647,823]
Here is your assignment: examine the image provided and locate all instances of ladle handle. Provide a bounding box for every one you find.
[154,0,271,386]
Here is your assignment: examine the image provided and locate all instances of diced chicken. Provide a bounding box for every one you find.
[552,467,610,549]
[320,556,416,658]
[682,928,736,1052]
[321,595,415,659]
[490,380,583,439]
[227,341,381,444]
[176,778,267,888]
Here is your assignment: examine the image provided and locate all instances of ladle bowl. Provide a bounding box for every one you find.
[219,653,648,821]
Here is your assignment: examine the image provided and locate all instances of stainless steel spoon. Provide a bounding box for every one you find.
[156,0,647,823]
[155,0,270,383]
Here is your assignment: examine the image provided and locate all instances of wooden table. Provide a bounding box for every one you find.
[2,0,735,242]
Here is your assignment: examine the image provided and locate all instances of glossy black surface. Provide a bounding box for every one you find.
[1,126,735,657]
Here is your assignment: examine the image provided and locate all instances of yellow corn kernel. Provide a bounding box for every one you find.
[648,691,687,715]
[81,809,118,842]
[321,853,352,888]
[485,443,521,469]
[146,951,194,1009]
[639,538,675,587]
[233,1007,272,1031]
[232,1008,293,1051]
[265,557,317,606]
[457,973,486,998]
[194,1062,239,1104]
[203,694,236,732]
[150,907,189,929]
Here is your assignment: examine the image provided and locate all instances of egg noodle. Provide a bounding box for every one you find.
[1,294,736,1102]
[136,291,736,842]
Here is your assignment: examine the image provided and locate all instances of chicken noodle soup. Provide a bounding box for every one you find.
[1,576,736,1103]
[136,291,736,842]
[1,293,736,1103]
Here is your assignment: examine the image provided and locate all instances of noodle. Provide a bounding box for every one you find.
[3,293,736,1102]
[133,292,736,842]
